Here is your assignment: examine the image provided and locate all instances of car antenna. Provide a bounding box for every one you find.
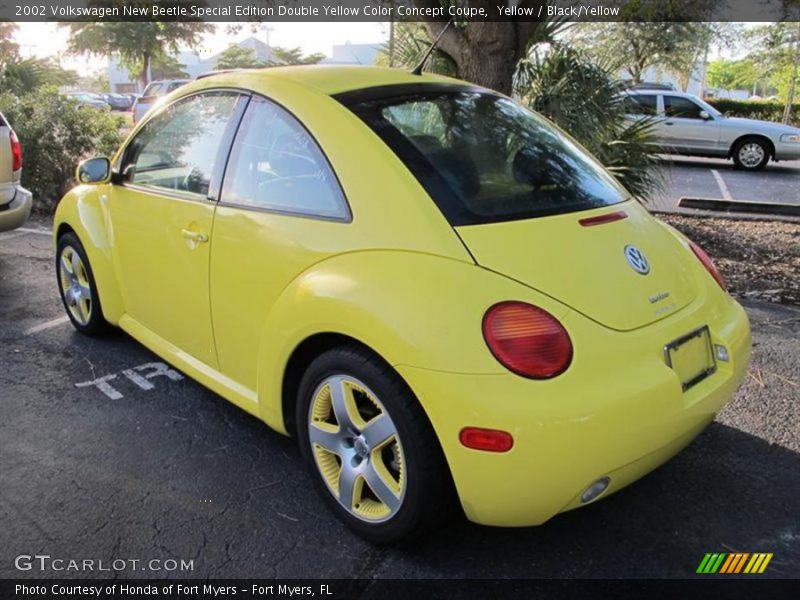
[411,20,453,76]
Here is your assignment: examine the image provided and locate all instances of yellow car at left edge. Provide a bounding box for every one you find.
[53,66,751,543]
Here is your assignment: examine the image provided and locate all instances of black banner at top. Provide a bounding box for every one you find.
[3,0,800,23]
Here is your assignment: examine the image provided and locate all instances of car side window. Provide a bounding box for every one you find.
[622,94,658,116]
[121,92,239,199]
[220,97,349,220]
[664,96,703,119]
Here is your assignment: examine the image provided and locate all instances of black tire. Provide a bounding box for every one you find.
[296,344,455,543]
[732,137,770,170]
[56,232,112,336]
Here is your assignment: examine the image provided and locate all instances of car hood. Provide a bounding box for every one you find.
[724,117,800,136]
[456,201,697,331]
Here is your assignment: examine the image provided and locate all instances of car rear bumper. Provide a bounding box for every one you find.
[398,295,751,527]
[0,185,32,232]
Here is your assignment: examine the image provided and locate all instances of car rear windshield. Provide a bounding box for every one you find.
[341,89,628,226]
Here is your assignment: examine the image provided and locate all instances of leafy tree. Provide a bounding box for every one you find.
[748,22,800,122]
[707,59,759,94]
[150,54,190,80]
[65,20,213,88]
[0,22,19,60]
[0,56,78,96]
[270,46,326,66]
[571,22,711,85]
[215,45,267,70]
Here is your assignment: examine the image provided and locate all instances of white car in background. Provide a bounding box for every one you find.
[0,111,32,233]
[623,89,800,170]
[132,79,190,124]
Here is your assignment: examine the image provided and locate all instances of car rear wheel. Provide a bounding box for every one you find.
[296,345,454,543]
[56,232,111,336]
[732,137,770,170]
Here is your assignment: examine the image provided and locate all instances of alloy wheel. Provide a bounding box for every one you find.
[58,245,93,326]
[738,143,765,169]
[308,375,405,522]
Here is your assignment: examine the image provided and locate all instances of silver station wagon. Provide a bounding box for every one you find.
[624,89,800,170]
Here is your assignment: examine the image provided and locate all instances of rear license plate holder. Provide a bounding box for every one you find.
[664,325,716,392]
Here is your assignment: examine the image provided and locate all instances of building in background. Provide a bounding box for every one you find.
[320,42,382,66]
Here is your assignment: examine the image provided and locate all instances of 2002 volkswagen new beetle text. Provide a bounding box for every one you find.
[53,66,751,543]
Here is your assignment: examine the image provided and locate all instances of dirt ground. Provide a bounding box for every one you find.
[658,214,800,306]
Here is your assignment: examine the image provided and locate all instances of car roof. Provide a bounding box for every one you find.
[194,65,463,96]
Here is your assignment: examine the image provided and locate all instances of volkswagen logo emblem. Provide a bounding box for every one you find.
[624,244,650,275]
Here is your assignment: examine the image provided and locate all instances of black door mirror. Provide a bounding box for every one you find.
[76,157,111,184]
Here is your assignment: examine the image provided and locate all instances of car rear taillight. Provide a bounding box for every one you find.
[482,301,573,379]
[689,241,727,292]
[9,129,22,171]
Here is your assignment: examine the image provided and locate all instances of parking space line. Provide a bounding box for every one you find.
[24,316,69,335]
[710,169,733,201]
[16,227,52,237]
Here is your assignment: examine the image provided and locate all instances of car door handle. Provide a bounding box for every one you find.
[181,229,209,243]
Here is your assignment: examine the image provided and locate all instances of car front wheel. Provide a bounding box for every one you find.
[296,345,454,543]
[56,232,111,336]
[732,137,770,170]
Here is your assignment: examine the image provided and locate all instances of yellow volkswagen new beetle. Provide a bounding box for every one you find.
[54,66,751,543]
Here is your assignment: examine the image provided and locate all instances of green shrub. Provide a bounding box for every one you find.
[0,86,124,213]
[704,98,799,125]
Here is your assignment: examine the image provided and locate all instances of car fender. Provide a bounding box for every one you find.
[54,186,125,324]
[253,250,572,432]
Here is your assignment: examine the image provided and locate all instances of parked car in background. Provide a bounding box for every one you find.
[64,92,108,110]
[132,79,190,124]
[0,111,32,232]
[102,93,135,111]
[623,89,800,170]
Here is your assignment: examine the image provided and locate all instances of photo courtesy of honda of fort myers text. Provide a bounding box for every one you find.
[1,0,800,599]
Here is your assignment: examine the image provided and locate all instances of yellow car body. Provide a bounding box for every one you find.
[54,66,751,530]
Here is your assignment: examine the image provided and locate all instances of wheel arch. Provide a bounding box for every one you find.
[729,134,775,158]
[54,188,125,324]
[281,332,392,436]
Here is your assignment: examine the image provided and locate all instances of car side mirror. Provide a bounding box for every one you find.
[699,110,712,121]
[77,157,111,185]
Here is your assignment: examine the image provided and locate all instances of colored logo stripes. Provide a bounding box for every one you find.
[697,552,773,574]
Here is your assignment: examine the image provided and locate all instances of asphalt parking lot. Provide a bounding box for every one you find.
[1,225,799,580]
[652,156,800,213]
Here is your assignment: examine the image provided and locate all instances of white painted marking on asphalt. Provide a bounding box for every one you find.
[23,315,69,335]
[75,374,123,400]
[710,169,733,201]
[74,361,184,400]
[16,227,52,237]
[121,368,155,391]
[0,231,25,241]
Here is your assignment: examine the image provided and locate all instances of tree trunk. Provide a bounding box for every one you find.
[782,23,800,124]
[420,16,544,96]
[139,52,151,91]
[454,45,519,96]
